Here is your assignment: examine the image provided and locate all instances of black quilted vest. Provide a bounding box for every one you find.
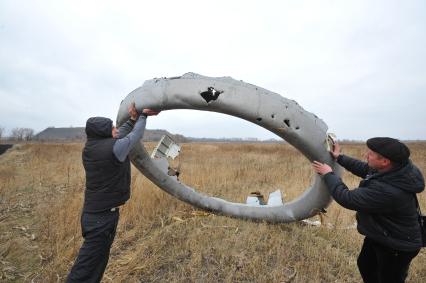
[82,117,131,212]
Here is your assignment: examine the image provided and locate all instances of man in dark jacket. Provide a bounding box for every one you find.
[312,137,424,283]
[66,103,159,282]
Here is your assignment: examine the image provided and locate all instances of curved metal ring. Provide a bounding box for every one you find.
[116,73,340,222]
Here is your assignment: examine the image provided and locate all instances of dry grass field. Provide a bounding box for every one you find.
[0,142,425,282]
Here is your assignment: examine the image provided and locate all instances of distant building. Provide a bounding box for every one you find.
[34,127,86,141]
[33,127,188,143]
[33,127,279,144]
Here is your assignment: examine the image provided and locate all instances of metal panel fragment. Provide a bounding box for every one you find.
[267,190,284,206]
[151,135,181,159]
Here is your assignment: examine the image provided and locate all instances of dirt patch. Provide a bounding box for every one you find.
[0,144,13,155]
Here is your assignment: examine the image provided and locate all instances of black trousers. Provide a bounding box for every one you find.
[357,237,420,283]
[66,209,119,283]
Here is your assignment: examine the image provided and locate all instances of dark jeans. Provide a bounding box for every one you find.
[66,209,119,283]
[357,237,420,283]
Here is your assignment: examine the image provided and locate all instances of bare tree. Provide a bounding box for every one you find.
[11,127,34,141]
[23,128,34,141]
[0,127,4,140]
[11,128,24,141]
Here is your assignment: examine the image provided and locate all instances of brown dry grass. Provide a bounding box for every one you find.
[0,142,425,282]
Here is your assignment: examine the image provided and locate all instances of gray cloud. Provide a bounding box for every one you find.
[1,0,425,140]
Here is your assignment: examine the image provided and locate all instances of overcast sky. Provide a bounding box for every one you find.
[1,0,425,140]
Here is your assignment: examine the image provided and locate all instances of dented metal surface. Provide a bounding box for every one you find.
[116,72,341,222]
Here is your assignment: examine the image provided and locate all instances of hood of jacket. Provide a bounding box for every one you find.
[380,160,425,193]
[85,117,113,139]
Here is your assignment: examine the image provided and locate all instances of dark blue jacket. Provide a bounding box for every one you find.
[324,155,425,251]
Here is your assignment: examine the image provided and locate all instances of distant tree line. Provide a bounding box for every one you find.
[0,126,35,141]
[11,128,34,141]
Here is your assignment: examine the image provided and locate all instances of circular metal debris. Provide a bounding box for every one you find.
[117,73,341,222]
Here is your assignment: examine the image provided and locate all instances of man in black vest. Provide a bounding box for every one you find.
[312,137,424,283]
[67,103,159,282]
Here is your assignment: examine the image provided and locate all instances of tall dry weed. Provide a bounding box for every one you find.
[0,142,425,282]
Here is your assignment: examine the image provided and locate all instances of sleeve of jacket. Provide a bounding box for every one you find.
[113,115,147,162]
[117,119,136,138]
[337,154,370,179]
[323,172,395,213]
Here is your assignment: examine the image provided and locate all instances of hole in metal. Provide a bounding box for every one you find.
[284,119,291,127]
[200,87,223,103]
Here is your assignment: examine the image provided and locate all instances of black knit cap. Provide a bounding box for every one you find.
[366,137,410,164]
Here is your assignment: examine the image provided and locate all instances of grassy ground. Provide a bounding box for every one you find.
[0,142,425,282]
